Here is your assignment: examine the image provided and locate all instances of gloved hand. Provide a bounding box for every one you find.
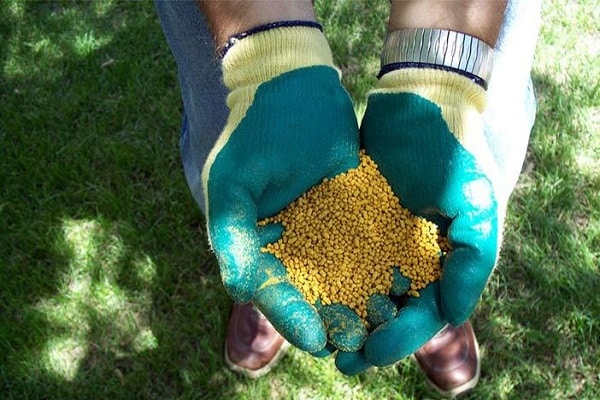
[336,67,504,373]
[203,23,360,353]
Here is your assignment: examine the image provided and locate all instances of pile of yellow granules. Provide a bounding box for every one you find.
[260,151,450,324]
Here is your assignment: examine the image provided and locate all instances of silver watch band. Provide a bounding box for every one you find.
[380,28,494,86]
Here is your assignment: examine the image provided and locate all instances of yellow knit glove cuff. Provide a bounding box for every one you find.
[373,68,487,114]
[222,26,336,91]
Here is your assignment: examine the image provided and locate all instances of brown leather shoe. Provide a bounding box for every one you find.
[414,321,480,398]
[224,303,290,379]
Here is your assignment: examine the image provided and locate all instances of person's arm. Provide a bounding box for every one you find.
[197,1,316,50]
[335,1,512,375]
[191,1,368,355]
[388,0,506,46]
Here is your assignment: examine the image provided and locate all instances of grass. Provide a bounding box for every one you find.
[1,0,598,399]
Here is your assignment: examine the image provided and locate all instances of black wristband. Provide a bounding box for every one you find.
[378,62,488,88]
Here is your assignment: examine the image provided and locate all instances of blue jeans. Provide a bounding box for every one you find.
[155,0,541,214]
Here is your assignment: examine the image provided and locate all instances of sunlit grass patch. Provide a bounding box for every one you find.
[27,218,157,381]
[574,106,600,176]
[72,30,112,57]
[41,337,87,382]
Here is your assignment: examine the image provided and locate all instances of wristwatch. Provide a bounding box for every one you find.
[380,27,495,88]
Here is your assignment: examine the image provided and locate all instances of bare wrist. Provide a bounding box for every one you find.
[197,0,317,48]
[388,0,507,46]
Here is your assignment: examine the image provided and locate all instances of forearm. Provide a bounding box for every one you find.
[388,0,507,46]
[197,0,316,48]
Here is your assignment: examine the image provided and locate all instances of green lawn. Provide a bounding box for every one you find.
[1,1,598,399]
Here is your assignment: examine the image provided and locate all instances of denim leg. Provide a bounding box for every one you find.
[484,0,542,204]
[155,0,228,215]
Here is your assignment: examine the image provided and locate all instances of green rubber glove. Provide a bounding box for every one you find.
[337,67,504,371]
[202,24,360,353]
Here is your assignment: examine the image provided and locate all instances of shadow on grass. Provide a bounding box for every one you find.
[0,1,241,399]
[469,71,600,399]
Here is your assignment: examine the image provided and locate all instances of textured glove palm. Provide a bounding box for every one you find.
[202,26,360,353]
